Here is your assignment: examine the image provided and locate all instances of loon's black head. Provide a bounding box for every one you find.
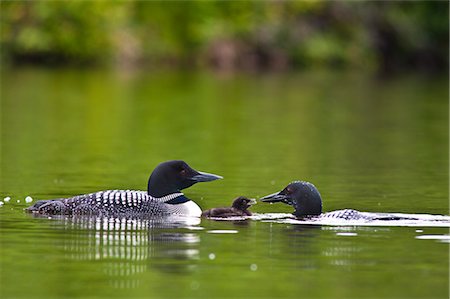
[260,181,322,217]
[231,196,257,211]
[147,160,222,197]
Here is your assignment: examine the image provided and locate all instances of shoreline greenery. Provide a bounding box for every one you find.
[1,1,448,74]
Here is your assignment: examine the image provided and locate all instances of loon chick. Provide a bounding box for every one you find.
[26,160,222,217]
[202,197,257,218]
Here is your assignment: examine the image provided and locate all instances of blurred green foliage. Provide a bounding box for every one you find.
[1,1,448,73]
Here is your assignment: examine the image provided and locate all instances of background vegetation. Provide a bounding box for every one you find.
[1,1,448,74]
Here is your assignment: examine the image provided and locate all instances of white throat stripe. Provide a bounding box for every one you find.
[148,193,185,203]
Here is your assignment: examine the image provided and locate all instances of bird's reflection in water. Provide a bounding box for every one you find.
[279,224,373,270]
[274,224,323,270]
[267,223,365,271]
[44,215,202,289]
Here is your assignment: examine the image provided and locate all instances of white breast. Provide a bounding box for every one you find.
[168,200,202,217]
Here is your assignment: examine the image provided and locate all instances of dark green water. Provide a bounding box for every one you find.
[1,68,448,298]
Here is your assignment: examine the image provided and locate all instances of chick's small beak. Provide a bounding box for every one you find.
[248,198,257,205]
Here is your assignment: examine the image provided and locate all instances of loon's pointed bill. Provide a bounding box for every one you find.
[260,192,291,204]
[191,171,223,182]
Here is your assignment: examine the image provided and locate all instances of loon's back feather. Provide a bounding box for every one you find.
[321,209,364,220]
[27,190,198,217]
[320,209,418,221]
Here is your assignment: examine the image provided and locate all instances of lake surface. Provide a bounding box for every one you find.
[1,68,448,298]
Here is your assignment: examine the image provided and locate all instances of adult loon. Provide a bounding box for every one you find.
[26,160,222,217]
[260,181,413,220]
[202,196,256,218]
